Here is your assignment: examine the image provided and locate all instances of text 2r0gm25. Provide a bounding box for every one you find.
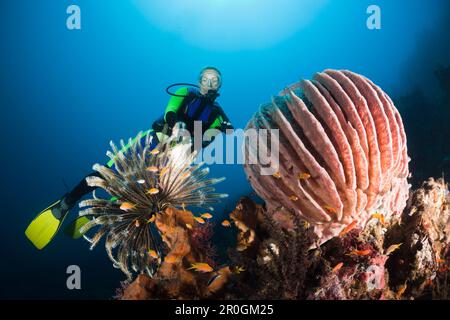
[219,304,274,315]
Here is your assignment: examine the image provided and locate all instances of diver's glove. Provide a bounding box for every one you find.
[165,111,177,133]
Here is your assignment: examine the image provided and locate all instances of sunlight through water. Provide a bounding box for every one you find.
[133,0,329,51]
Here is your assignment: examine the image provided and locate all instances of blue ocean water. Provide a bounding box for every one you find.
[0,0,449,299]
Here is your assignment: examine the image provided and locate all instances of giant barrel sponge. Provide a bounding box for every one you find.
[244,70,410,243]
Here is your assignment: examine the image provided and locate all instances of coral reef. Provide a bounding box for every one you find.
[223,180,449,300]
[78,128,227,278]
[385,178,450,299]
[244,70,410,243]
[119,177,449,300]
[224,197,319,299]
[121,207,230,299]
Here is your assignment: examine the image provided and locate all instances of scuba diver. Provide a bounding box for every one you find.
[25,66,233,250]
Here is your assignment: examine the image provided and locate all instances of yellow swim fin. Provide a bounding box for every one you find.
[25,197,71,250]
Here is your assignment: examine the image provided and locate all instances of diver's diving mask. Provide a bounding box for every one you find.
[199,69,221,95]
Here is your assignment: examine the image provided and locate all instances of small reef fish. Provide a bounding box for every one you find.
[150,149,160,155]
[146,166,159,173]
[146,188,160,195]
[201,213,213,219]
[371,213,385,225]
[181,171,191,179]
[289,195,299,201]
[235,266,245,274]
[148,249,158,259]
[120,202,136,211]
[185,223,193,230]
[236,244,248,252]
[323,205,337,214]
[397,283,407,299]
[221,220,231,227]
[339,220,358,237]
[134,220,140,228]
[194,217,206,224]
[159,167,169,176]
[164,255,179,264]
[385,243,402,255]
[332,262,344,273]
[272,172,282,179]
[188,262,214,273]
[298,172,311,180]
[147,215,156,223]
[136,179,146,184]
[347,249,371,256]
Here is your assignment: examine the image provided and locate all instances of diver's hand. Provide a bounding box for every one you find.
[162,123,172,137]
[165,111,177,128]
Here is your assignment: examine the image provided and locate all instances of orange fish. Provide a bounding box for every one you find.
[332,262,344,273]
[146,166,159,173]
[146,188,160,195]
[289,195,299,201]
[185,223,193,230]
[194,217,206,224]
[164,255,179,264]
[148,249,158,259]
[272,172,282,179]
[347,249,371,256]
[181,171,191,179]
[436,258,446,264]
[323,205,338,214]
[385,243,402,255]
[201,213,213,219]
[187,262,214,273]
[371,213,385,225]
[298,172,311,180]
[221,220,231,227]
[120,202,136,211]
[150,149,160,155]
[339,220,358,237]
[397,283,407,299]
[134,220,140,228]
[159,167,169,176]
